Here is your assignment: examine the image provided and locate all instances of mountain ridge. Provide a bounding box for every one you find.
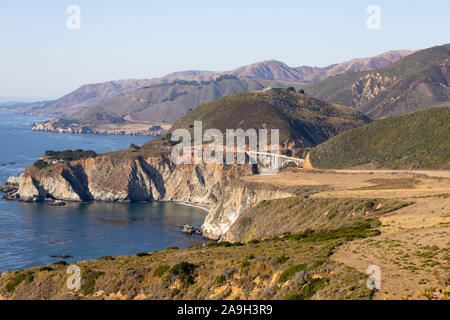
[13,49,413,121]
[306,44,450,118]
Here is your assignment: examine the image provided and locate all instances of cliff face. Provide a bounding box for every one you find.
[16,155,250,204]
[10,154,299,239]
[202,183,292,240]
[32,120,165,136]
[13,155,290,239]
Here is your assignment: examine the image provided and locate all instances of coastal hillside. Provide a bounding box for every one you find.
[0,214,378,300]
[7,88,369,204]
[29,77,301,135]
[306,44,450,118]
[2,168,449,300]
[168,88,370,155]
[14,79,157,117]
[309,106,450,169]
[66,77,298,125]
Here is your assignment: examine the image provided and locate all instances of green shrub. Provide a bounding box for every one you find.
[206,241,232,248]
[170,262,196,286]
[33,160,49,170]
[276,255,290,265]
[38,266,53,272]
[52,260,68,266]
[99,255,114,261]
[215,275,226,284]
[240,260,250,269]
[171,288,181,297]
[129,144,140,152]
[81,270,105,295]
[153,265,170,277]
[5,272,33,292]
[136,252,149,257]
[297,278,329,299]
[279,264,307,283]
[248,239,260,244]
[47,149,97,161]
[45,150,57,156]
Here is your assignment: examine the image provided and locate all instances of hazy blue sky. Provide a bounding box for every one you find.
[0,0,449,100]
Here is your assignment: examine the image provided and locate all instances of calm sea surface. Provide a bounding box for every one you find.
[0,110,207,272]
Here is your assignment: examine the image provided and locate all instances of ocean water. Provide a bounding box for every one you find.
[0,111,207,272]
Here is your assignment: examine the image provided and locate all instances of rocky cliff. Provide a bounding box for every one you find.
[14,155,249,203]
[8,154,293,239]
[202,182,292,240]
[32,120,165,136]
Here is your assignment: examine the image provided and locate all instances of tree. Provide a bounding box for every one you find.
[129,144,140,152]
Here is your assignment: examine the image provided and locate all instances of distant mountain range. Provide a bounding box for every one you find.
[225,50,413,83]
[13,49,412,124]
[306,44,450,118]
[13,45,450,136]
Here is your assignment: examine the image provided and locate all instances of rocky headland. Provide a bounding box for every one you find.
[32,119,167,136]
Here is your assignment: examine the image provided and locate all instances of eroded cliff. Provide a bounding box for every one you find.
[9,153,292,239]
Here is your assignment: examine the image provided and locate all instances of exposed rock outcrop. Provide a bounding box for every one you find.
[202,183,293,240]
[0,178,19,200]
[32,120,165,136]
[4,154,297,239]
[12,155,251,206]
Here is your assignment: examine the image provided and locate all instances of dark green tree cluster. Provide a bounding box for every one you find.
[129,144,140,152]
[45,149,97,161]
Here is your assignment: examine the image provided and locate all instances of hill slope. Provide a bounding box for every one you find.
[166,88,370,155]
[68,77,299,125]
[309,106,450,169]
[14,79,158,117]
[306,44,450,118]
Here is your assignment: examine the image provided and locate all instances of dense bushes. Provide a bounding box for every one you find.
[33,149,97,169]
[129,144,140,152]
[169,262,196,286]
[33,160,49,170]
[5,272,33,292]
[45,149,97,161]
[310,106,450,169]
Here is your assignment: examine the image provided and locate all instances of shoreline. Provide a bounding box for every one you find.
[166,201,210,213]
[30,127,163,137]
[0,196,213,273]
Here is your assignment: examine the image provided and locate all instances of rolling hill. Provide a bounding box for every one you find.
[66,77,301,125]
[162,88,371,155]
[309,105,450,169]
[306,44,450,118]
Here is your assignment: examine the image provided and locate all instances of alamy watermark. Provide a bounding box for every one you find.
[66,264,81,290]
[366,5,381,30]
[366,265,381,290]
[66,5,81,30]
[171,121,281,175]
